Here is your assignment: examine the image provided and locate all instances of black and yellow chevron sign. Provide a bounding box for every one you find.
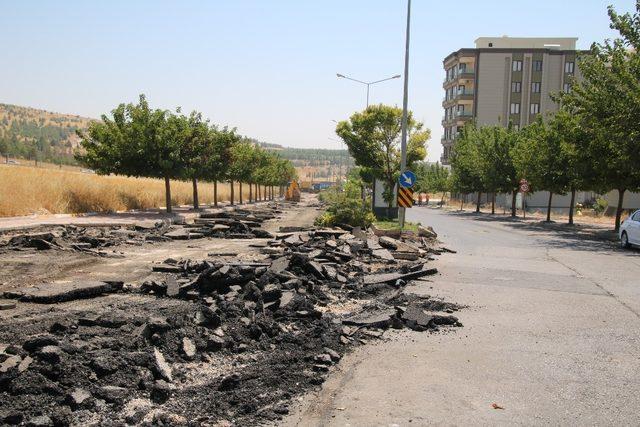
[397,187,414,208]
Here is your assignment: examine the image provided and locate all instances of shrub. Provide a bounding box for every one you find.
[594,197,608,215]
[315,191,375,228]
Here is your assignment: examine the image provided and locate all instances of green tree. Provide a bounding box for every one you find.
[560,2,640,230]
[416,162,450,203]
[77,95,182,213]
[449,124,484,211]
[0,136,8,162]
[512,117,573,221]
[204,127,239,207]
[547,109,594,225]
[229,140,259,204]
[336,104,429,215]
[178,111,212,210]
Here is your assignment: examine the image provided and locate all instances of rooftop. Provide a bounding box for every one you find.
[474,36,578,50]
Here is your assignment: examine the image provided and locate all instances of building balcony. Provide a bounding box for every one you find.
[442,89,475,107]
[442,67,475,87]
[457,88,475,100]
[455,110,474,119]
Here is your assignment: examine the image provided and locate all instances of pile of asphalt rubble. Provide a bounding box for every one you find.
[0,207,462,426]
[0,207,281,258]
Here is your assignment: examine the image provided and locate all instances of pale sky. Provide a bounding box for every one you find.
[0,0,629,161]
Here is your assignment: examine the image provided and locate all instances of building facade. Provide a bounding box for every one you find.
[441,36,582,164]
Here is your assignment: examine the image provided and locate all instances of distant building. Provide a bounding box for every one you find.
[441,36,583,164]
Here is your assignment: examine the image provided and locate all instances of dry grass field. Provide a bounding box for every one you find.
[0,164,241,217]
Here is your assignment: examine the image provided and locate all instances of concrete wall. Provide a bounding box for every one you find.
[602,190,640,211]
[540,52,563,115]
[476,52,510,126]
[372,178,398,219]
[494,191,640,213]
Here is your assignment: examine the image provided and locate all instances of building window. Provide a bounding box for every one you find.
[565,61,575,74]
[533,60,543,72]
[510,103,520,114]
[530,103,540,114]
[563,83,571,93]
[458,85,465,95]
[511,82,521,93]
[459,63,467,73]
[512,60,522,71]
[531,82,541,93]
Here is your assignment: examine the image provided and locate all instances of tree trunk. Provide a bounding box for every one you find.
[491,192,495,214]
[615,188,626,232]
[257,184,260,202]
[476,192,481,213]
[214,181,218,207]
[568,187,576,225]
[249,182,253,203]
[164,176,172,214]
[511,190,517,217]
[239,182,243,204]
[192,177,199,210]
[546,192,553,222]
[460,198,463,211]
[230,181,234,206]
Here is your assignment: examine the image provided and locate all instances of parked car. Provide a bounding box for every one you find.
[620,209,640,248]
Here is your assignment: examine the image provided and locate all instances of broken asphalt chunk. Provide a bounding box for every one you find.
[343,310,395,328]
[8,281,124,304]
[152,348,173,382]
[363,266,437,285]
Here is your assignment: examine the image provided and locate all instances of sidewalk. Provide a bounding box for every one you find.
[0,200,274,231]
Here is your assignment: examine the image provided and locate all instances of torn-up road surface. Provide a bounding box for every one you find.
[0,196,462,426]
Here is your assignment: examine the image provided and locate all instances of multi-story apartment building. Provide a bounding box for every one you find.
[441,36,582,164]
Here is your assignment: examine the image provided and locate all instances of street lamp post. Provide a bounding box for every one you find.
[336,73,401,108]
[398,0,411,228]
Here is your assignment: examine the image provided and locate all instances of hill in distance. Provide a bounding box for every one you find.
[0,102,352,175]
[0,103,94,165]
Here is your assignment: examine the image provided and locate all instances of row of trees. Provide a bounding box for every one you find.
[447,2,640,231]
[77,95,297,213]
[415,162,450,202]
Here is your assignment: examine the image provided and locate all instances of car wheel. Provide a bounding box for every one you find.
[621,231,631,249]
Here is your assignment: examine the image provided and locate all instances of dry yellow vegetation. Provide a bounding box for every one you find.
[0,164,241,217]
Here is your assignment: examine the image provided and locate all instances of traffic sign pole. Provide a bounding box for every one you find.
[519,179,529,219]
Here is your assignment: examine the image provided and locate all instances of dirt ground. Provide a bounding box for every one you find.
[0,197,320,294]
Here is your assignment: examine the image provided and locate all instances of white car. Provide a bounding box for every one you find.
[620,209,640,248]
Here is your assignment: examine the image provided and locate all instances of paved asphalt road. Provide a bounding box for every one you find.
[287,207,640,426]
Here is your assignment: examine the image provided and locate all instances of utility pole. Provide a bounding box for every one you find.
[398,0,411,228]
